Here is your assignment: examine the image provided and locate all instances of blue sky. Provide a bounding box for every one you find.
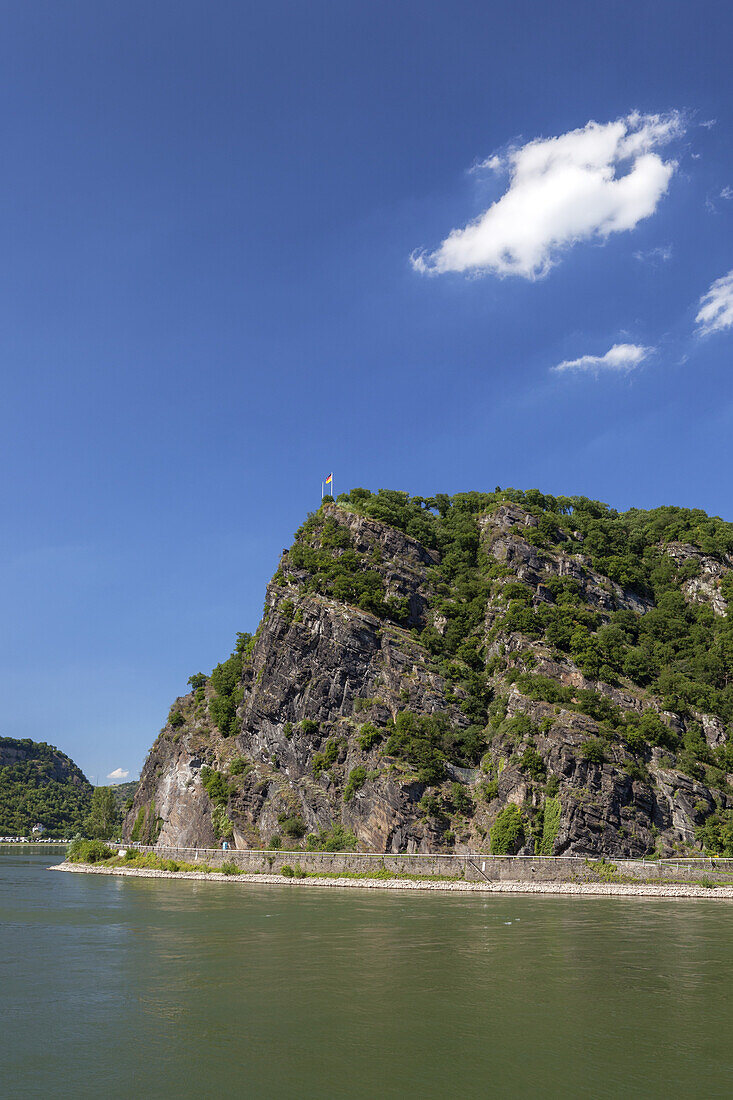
[1,1,732,782]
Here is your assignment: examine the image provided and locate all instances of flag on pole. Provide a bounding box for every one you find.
[325,473,333,485]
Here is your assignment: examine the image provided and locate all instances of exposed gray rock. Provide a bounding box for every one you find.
[664,542,730,616]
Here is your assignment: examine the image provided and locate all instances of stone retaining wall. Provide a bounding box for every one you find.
[130,845,733,884]
[52,864,733,899]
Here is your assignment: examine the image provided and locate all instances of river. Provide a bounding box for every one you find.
[2,848,732,1098]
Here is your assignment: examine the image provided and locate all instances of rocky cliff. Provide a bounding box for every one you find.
[125,489,733,857]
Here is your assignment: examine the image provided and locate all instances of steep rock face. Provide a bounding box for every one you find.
[129,508,458,852]
[126,492,733,858]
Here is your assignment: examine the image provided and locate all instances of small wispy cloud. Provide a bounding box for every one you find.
[700,118,717,130]
[633,244,673,263]
[696,270,733,334]
[411,111,685,280]
[552,343,652,375]
[721,186,733,200]
[472,153,503,174]
[107,767,130,781]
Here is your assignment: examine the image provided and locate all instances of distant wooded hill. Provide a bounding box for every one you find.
[0,737,92,836]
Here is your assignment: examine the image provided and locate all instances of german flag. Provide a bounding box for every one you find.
[325,473,333,484]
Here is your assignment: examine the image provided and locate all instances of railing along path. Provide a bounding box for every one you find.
[123,843,733,875]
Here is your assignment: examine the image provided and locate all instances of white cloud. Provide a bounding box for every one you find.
[476,153,503,173]
[721,186,733,200]
[700,118,717,129]
[552,343,652,374]
[107,767,130,781]
[696,270,733,334]
[633,243,673,263]
[411,111,684,280]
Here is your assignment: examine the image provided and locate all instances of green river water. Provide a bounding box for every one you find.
[1,848,732,1098]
